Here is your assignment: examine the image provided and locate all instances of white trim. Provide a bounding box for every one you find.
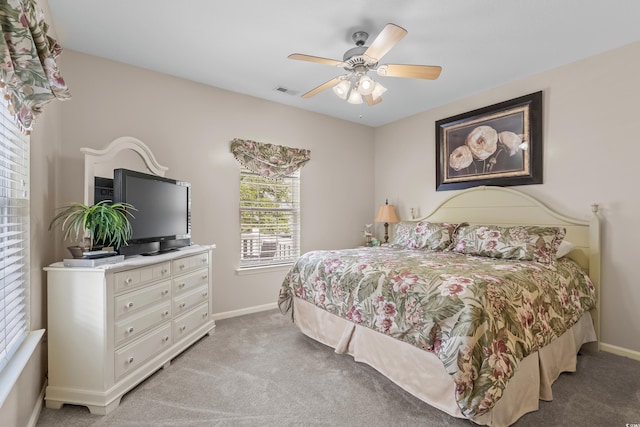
[213,303,278,321]
[27,379,47,427]
[235,263,292,275]
[600,342,640,362]
[0,329,45,407]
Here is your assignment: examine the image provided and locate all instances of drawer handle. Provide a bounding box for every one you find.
[125,277,133,285]
[127,357,134,364]
[180,325,187,332]
[202,312,208,318]
[202,292,208,297]
[178,283,185,289]
[162,289,169,296]
[179,264,185,270]
[162,310,169,317]
[162,268,168,274]
[201,258,207,263]
[201,275,207,281]
[125,302,134,309]
[179,303,186,309]
[162,335,170,343]
[126,327,134,334]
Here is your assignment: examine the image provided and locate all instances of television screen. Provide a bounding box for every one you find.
[113,168,191,255]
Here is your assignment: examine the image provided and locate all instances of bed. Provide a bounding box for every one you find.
[278,186,600,427]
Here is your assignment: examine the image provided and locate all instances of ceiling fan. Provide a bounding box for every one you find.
[288,23,442,106]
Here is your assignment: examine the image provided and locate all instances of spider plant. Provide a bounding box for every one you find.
[49,200,136,250]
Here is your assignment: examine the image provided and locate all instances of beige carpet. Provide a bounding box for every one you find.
[37,309,640,426]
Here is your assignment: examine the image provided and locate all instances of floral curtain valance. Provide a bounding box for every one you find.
[0,0,71,134]
[230,138,311,179]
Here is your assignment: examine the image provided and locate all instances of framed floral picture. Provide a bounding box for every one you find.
[435,91,542,191]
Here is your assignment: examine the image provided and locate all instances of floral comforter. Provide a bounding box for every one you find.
[278,247,596,417]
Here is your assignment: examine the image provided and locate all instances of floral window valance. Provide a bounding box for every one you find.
[0,0,71,134]
[230,138,311,179]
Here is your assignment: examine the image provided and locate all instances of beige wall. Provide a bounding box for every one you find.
[56,50,375,315]
[375,41,640,354]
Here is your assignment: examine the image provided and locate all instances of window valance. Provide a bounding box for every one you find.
[230,138,311,179]
[0,0,71,133]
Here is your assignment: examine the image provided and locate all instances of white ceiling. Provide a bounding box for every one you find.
[47,0,640,127]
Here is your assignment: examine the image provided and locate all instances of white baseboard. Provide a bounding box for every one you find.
[27,379,46,427]
[600,342,640,361]
[213,302,278,321]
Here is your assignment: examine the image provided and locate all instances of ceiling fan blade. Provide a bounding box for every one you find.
[301,77,342,98]
[364,94,382,106]
[363,23,408,63]
[288,53,343,67]
[378,64,442,80]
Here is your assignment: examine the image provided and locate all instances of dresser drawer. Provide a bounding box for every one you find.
[173,302,210,342]
[114,301,171,346]
[172,268,209,295]
[115,281,171,320]
[172,253,209,276]
[114,262,171,292]
[173,285,209,316]
[115,323,172,380]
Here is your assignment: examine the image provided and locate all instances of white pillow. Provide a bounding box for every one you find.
[556,240,576,258]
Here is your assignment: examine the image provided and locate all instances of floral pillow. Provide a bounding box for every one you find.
[389,221,461,251]
[450,224,566,264]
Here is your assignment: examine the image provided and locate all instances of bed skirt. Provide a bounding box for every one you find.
[292,296,597,427]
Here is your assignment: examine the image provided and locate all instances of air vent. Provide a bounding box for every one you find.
[274,86,299,96]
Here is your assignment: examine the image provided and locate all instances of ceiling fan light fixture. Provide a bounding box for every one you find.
[289,23,442,107]
[332,79,351,99]
[357,75,375,95]
[371,81,387,100]
[347,90,363,104]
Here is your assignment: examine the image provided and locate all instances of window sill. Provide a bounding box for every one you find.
[0,329,45,407]
[236,263,293,276]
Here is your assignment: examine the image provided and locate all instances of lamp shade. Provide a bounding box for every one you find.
[371,81,387,101]
[357,75,375,95]
[332,80,351,99]
[374,202,399,223]
[347,90,363,104]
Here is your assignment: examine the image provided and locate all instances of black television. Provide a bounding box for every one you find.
[112,168,191,256]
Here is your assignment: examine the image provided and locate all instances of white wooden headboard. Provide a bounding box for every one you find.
[417,186,601,341]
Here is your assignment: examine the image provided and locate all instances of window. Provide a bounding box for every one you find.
[0,101,30,373]
[239,168,299,268]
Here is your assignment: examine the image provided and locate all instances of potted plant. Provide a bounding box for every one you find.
[49,200,136,258]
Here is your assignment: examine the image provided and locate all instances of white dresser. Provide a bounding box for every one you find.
[43,244,216,415]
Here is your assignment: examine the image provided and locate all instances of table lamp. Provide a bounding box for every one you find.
[374,199,399,243]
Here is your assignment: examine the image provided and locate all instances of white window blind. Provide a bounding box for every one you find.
[0,101,30,373]
[239,168,300,268]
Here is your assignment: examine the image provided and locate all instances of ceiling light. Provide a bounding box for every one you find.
[332,80,351,99]
[371,82,387,100]
[347,89,362,104]
[357,75,375,95]
[332,73,385,105]
[347,90,363,104]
